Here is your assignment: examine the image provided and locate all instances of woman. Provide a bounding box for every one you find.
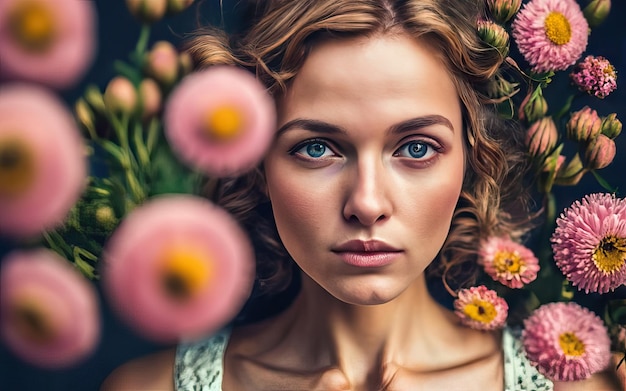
[102,0,623,389]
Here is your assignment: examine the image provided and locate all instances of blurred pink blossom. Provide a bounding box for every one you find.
[102,195,255,342]
[1,249,100,368]
[0,84,87,238]
[0,0,97,89]
[164,66,276,177]
[522,302,610,381]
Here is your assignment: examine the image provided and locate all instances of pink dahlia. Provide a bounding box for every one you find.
[102,195,255,342]
[511,0,589,73]
[551,193,626,293]
[0,84,87,238]
[454,285,508,330]
[570,55,618,99]
[0,0,97,89]
[522,302,611,381]
[479,236,540,288]
[164,66,276,177]
[1,249,100,368]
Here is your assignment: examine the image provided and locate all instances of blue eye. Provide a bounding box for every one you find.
[292,140,335,159]
[397,141,432,159]
[306,143,327,158]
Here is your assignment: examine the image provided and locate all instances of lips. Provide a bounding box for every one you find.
[332,240,402,267]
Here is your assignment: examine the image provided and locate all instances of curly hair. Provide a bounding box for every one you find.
[185,0,535,303]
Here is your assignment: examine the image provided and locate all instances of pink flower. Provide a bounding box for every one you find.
[102,195,255,342]
[551,193,626,293]
[454,285,508,330]
[164,66,276,177]
[522,302,611,381]
[479,236,540,288]
[570,55,618,99]
[1,249,100,368]
[0,84,87,238]
[0,0,97,89]
[511,0,589,73]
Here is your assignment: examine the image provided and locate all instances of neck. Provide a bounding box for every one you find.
[273,273,479,385]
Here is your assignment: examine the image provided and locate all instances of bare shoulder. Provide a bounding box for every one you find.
[100,348,177,391]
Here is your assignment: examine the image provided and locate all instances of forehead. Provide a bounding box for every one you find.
[277,33,462,131]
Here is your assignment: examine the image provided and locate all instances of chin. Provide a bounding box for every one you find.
[329,278,408,306]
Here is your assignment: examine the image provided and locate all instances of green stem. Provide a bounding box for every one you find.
[553,93,577,122]
[133,121,150,169]
[133,24,151,65]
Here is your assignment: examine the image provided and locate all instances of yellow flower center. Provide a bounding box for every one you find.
[604,64,616,77]
[493,250,522,274]
[544,12,572,45]
[159,246,214,301]
[592,235,626,274]
[7,0,57,53]
[0,137,37,198]
[463,299,497,324]
[12,298,58,344]
[559,332,586,356]
[202,106,245,142]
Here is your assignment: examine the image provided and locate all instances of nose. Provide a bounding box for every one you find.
[342,158,393,226]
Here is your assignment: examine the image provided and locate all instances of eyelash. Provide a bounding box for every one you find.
[288,137,442,162]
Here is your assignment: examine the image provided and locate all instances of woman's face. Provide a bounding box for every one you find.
[264,33,466,305]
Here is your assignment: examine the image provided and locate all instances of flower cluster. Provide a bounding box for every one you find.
[451,0,624,383]
[0,0,273,368]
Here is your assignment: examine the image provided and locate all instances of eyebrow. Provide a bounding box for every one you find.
[276,114,455,137]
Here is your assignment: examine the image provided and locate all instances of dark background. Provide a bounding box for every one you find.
[1,0,626,390]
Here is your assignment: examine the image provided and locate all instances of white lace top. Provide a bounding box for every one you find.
[175,327,553,390]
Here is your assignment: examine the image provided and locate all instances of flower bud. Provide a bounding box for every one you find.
[139,78,162,120]
[601,113,622,139]
[538,146,564,193]
[104,76,137,114]
[566,106,602,143]
[554,154,586,186]
[167,0,194,14]
[178,51,194,77]
[95,205,118,233]
[487,0,522,24]
[583,134,616,169]
[125,0,167,24]
[486,73,519,100]
[583,0,611,27]
[526,117,558,158]
[75,98,95,133]
[84,85,106,115]
[145,41,179,87]
[477,20,510,58]
[519,90,548,123]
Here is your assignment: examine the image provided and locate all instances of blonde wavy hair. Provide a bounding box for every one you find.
[185,0,534,299]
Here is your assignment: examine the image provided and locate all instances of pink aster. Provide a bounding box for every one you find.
[570,55,618,99]
[0,0,97,89]
[1,249,100,368]
[0,84,87,238]
[511,0,589,73]
[479,236,540,288]
[102,195,255,342]
[454,285,508,331]
[522,302,611,381]
[551,193,626,294]
[164,66,276,177]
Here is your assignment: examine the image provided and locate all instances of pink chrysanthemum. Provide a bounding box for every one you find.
[102,195,255,342]
[479,236,540,289]
[570,55,618,99]
[0,249,100,368]
[551,193,626,294]
[511,0,589,73]
[454,285,508,331]
[0,0,97,89]
[0,84,87,238]
[522,302,611,381]
[164,66,276,177]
